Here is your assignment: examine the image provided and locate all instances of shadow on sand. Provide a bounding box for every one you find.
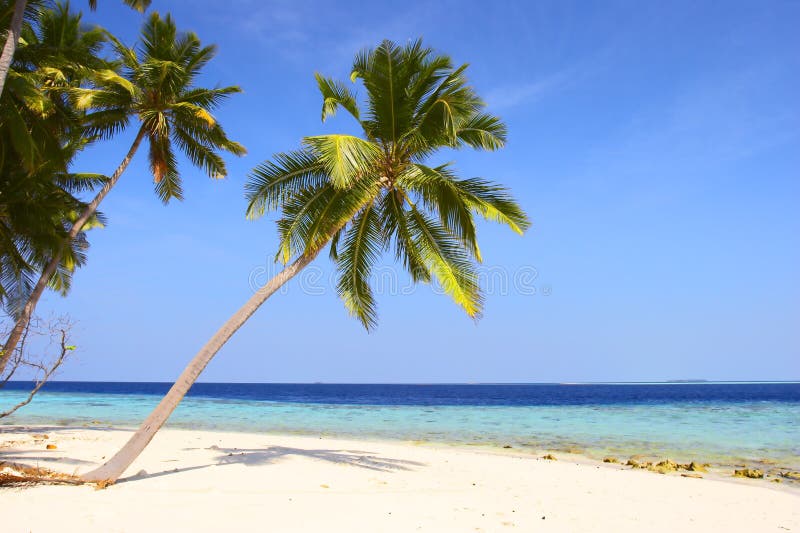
[1,426,426,486]
[212,445,423,471]
[1,426,119,472]
[117,445,425,484]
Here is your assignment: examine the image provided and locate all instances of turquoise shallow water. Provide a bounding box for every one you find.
[2,386,799,469]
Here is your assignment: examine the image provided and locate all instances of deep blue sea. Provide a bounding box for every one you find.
[2,381,799,468]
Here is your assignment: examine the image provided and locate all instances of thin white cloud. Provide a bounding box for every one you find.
[200,0,439,74]
[483,53,606,111]
[485,74,565,110]
[567,61,799,207]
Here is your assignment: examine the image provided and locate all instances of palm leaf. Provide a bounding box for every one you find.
[315,73,360,122]
[275,184,337,263]
[378,190,430,283]
[302,134,382,189]
[455,112,507,151]
[398,163,480,260]
[450,177,531,235]
[245,149,327,218]
[336,203,383,329]
[148,132,182,202]
[407,206,483,318]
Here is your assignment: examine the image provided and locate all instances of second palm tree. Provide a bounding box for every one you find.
[0,12,245,371]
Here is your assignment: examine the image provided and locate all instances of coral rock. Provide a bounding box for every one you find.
[733,469,763,479]
[684,462,708,472]
[647,460,678,474]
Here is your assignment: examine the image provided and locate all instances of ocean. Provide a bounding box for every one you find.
[2,381,799,468]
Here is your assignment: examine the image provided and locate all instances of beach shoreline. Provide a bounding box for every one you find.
[2,425,798,532]
[4,382,797,474]
[4,418,798,483]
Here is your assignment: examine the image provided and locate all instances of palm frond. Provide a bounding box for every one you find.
[450,177,531,235]
[336,203,383,329]
[89,0,151,12]
[275,179,379,264]
[245,149,326,219]
[328,226,344,261]
[407,206,483,318]
[148,132,182,202]
[378,190,430,283]
[357,40,405,145]
[177,86,241,109]
[455,112,507,151]
[398,163,480,260]
[301,180,379,255]
[55,172,109,193]
[122,0,152,12]
[302,134,382,189]
[275,184,337,263]
[315,73,360,123]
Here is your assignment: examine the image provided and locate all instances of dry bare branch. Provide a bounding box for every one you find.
[0,315,76,418]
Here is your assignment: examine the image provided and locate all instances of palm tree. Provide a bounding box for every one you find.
[81,39,530,484]
[0,11,245,374]
[1,2,111,325]
[1,145,107,321]
[0,0,151,97]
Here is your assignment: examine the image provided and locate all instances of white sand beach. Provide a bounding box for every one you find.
[1,426,798,532]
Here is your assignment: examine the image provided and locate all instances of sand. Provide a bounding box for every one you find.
[1,426,798,532]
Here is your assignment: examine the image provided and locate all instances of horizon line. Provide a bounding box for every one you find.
[5,379,800,386]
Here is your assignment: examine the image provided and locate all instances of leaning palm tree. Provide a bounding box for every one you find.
[81,39,530,484]
[0,11,245,373]
[0,0,151,96]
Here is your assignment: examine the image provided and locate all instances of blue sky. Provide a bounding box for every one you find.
[36,0,800,382]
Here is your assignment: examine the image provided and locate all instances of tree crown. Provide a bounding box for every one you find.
[246,39,530,329]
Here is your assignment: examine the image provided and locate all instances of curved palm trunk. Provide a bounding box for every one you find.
[0,0,27,97]
[0,127,146,374]
[80,249,321,484]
